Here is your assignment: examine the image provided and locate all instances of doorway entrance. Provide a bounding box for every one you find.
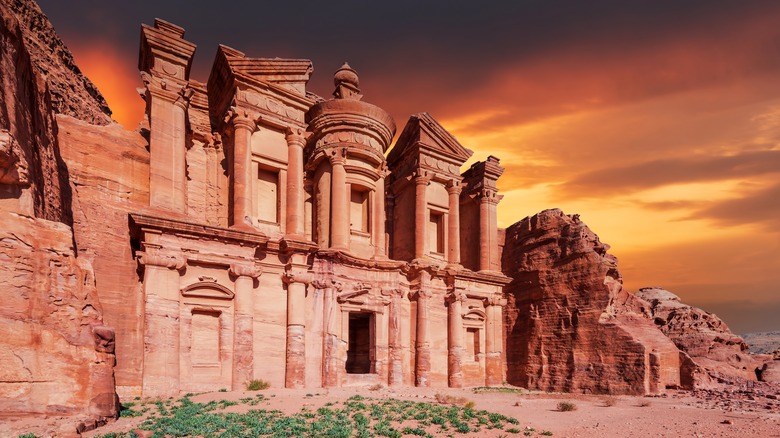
[346,312,374,374]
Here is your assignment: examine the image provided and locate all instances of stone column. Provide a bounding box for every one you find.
[414,286,433,387]
[373,167,387,258]
[145,80,191,214]
[139,251,184,397]
[286,127,306,237]
[228,109,256,228]
[283,270,311,388]
[382,287,406,386]
[229,263,262,390]
[321,280,343,387]
[484,295,506,385]
[478,191,491,271]
[446,181,461,266]
[414,174,429,259]
[446,289,466,388]
[329,151,349,250]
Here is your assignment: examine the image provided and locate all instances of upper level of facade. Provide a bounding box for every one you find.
[138,18,505,273]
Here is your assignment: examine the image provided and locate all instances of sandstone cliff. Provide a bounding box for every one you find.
[0,0,118,422]
[502,209,688,394]
[636,287,766,385]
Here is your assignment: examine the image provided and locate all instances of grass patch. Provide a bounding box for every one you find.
[100,394,524,437]
[556,401,577,412]
[602,396,617,407]
[368,383,383,391]
[638,400,651,407]
[472,386,524,394]
[246,379,270,391]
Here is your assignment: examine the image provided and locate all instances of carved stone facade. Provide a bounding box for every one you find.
[126,20,510,397]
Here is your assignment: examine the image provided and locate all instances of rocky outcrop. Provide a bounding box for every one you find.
[502,209,688,395]
[637,287,766,385]
[0,0,118,421]
[0,212,117,419]
[6,0,111,125]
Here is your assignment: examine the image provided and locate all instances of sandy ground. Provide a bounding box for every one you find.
[3,386,779,437]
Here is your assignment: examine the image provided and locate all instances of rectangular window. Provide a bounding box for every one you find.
[191,309,220,365]
[256,167,279,223]
[428,211,444,254]
[350,188,369,232]
[466,327,480,362]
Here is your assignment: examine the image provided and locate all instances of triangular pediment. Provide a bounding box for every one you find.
[387,113,473,168]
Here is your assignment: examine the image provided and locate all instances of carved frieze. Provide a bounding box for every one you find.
[237,89,304,123]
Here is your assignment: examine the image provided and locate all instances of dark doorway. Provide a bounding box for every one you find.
[346,312,373,374]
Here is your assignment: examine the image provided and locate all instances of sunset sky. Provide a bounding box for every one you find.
[37,0,780,333]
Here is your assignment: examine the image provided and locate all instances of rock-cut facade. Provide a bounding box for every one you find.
[129,20,511,397]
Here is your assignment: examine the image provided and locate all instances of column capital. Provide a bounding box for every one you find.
[445,290,467,304]
[381,287,408,299]
[283,271,313,285]
[225,106,257,132]
[483,295,507,307]
[478,188,500,204]
[328,148,348,166]
[229,263,263,279]
[414,170,431,185]
[446,180,462,195]
[413,288,434,300]
[138,251,185,271]
[285,126,306,145]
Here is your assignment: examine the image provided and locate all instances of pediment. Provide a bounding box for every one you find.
[181,281,234,300]
[388,112,473,167]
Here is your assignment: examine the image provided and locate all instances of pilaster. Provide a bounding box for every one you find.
[283,269,312,388]
[138,251,185,397]
[229,263,262,390]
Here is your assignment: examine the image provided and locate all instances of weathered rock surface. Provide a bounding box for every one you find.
[502,209,687,395]
[637,287,766,385]
[0,0,118,422]
[57,114,149,396]
[0,212,117,419]
[5,0,112,125]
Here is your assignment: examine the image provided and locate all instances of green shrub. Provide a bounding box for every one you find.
[246,379,270,391]
[557,401,577,412]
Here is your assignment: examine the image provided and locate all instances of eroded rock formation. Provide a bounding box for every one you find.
[637,287,766,385]
[502,209,689,394]
[0,0,118,422]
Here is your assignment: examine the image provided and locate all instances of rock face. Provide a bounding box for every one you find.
[636,287,764,385]
[6,0,111,125]
[502,209,688,394]
[0,0,118,421]
[0,213,117,419]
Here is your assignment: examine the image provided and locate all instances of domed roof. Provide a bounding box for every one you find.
[334,62,359,88]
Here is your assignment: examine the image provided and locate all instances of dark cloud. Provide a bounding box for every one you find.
[556,150,780,197]
[686,182,780,228]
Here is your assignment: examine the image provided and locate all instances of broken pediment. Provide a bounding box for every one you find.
[387,112,473,172]
[181,281,235,300]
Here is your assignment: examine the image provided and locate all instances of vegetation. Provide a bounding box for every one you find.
[433,393,474,408]
[556,401,577,412]
[638,400,652,407]
[246,379,271,391]
[602,396,617,407]
[472,386,524,394]
[98,393,528,437]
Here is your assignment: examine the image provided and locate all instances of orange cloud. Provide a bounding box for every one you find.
[68,41,145,129]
